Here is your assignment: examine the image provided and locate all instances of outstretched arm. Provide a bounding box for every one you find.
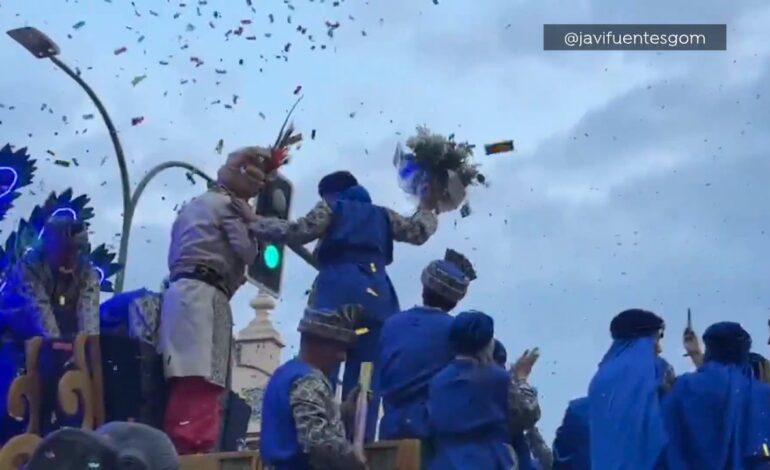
[237,199,332,247]
[385,207,438,245]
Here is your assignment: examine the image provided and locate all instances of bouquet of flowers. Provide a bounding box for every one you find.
[393,126,486,212]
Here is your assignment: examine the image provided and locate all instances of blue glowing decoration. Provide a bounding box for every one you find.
[0,144,37,222]
[88,244,121,293]
[0,189,123,293]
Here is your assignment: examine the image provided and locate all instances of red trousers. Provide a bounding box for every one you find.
[164,377,223,455]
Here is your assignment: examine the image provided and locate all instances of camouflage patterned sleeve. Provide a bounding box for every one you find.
[247,201,332,246]
[385,208,438,245]
[508,376,542,434]
[289,374,365,470]
[526,426,554,470]
[77,269,101,335]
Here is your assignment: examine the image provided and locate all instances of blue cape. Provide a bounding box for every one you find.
[427,360,515,470]
[553,397,590,470]
[663,360,770,469]
[588,336,667,470]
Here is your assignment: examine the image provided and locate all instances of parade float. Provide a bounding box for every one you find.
[0,144,422,469]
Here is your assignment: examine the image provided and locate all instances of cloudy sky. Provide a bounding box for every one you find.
[1,0,769,439]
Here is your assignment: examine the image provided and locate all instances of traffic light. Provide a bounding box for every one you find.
[246,173,293,298]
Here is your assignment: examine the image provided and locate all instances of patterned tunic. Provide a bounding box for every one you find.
[251,200,439,247]
[289,370,365,470]
[2,258,100,339]
[508,376,541,435]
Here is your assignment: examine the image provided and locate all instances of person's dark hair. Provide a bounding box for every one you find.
[422,288,457,311]
[26,428,118,470]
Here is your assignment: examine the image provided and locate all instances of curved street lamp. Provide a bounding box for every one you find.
[7,27,316,293]
[7,26,134,292]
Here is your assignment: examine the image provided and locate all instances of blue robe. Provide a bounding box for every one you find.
[663,361,770,469]
[377,306,455,440]
[427,359,515,470]
[588,336,667,470]
[260,358,315,470]
[553,397,590,470]
[309,185,398,440]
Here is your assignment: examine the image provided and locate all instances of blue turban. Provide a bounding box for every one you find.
[609,309,664,340]
[318,171,358,197]
[493,339,507,366]
[703,322,751,365]
[449,311,494,355]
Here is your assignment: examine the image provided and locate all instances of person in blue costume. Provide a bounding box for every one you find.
[261,305,366,470]
[587,308,668,470]
[553,355,674,470]
[306,170,440,440]
[427,311,516,470]
[663,322,770,469]
[377,249,475,440]
[553,397,590,470]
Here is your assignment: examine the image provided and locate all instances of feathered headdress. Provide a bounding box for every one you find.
[445,248,477,281]
[264,97,303,174]
[0,189,123,293]
[0,144,37,222]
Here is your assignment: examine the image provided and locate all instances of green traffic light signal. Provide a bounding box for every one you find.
[263,244,281,269]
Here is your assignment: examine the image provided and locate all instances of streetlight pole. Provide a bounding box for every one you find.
[48,55,134,293]
[7,27,133,291]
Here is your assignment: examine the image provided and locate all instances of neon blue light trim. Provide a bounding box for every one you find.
[0,166,20,199]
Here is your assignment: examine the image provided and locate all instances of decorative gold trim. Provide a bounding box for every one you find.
[57,335,95,430]
[0,433,42,469]
[7,337,43,435]
[86,335,106,426]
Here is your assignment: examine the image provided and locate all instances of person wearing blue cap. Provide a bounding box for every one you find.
[377,250,475,441]
[295,170,441,441]
[427,311,516,469]
[587,308,668,470]
[663,322,770,469]
[261,305,366,470]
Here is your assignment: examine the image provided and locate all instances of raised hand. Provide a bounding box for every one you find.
[230,198,258,223]
[513,347,540,381]
[683,327,704,367]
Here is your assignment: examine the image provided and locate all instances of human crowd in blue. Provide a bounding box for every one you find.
[0,141,769,470]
